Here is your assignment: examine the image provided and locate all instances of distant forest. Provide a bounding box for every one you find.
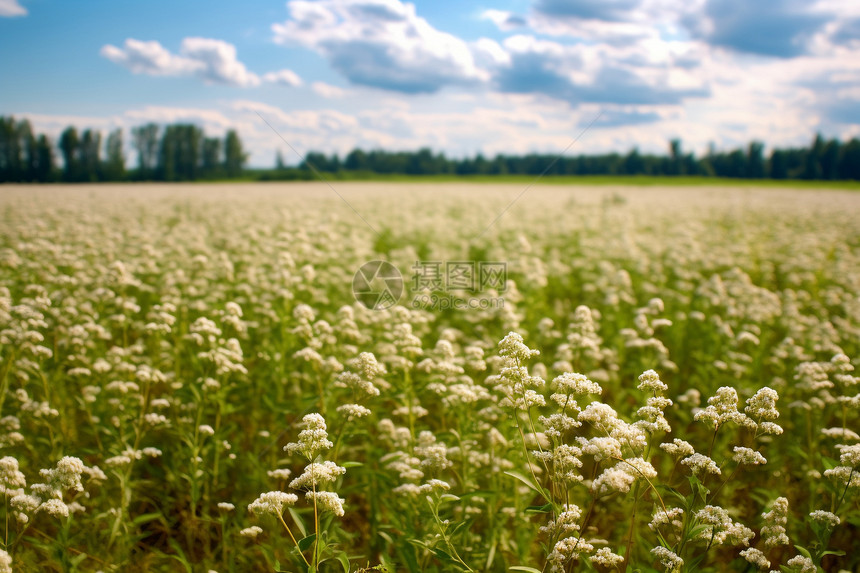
[2,114,859,182]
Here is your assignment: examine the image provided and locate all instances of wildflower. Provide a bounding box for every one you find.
[0,457,26,494]
[809,510,840,528]
[681,453,721,476]
[660,439,695,458]
[638,370,668,393]
[284,413,333,459]
[217,502,235,512]
[239,525,263,538]
[591,547,623,568]
[38,498,70,518]
[336,403,371,419]
[786,555,815,573]
[739,547,770,569]
[267,468,292,480]
[761,497,790,548]
[732,447,767,465]
[198,425,215,436]
[248,491,298,517]
[650,546,683,571]
[289,461,346,490]
[553,372,602,396]
[548,536,594,572]
[694,505,754,546]
[694,387,755,429]
[305,491,345,517]
[498,332,540,363]
[540,504,582,537]
[0,548,11,573]
[649,507,684,531]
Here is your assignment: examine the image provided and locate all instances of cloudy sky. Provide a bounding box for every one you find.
[1,0,859,166]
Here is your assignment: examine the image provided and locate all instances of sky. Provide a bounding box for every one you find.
[1,0,859,167]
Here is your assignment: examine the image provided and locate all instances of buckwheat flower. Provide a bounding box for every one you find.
[144,413,169,426]
[540,413,581,439]
[336,403,371,420]
[498,332,540,363]
[150,398,170,409]
[549,444,584,484]
[824,466,860,488]
[681,453,721,476]
[638,370,668,393]
[38,498,70,518]
[648,505,682,536]
[739,548,770,569]
[540,504,582,537]
[40,456,86,492]
[0,548,11,572]
[305,491,345,517]
[553,372,602,396]
[421,479,451,492]
[289,461,346,490]
[695,505,754,546]
[837,444,860,467]
[141,447,162,458]
[591,547,623,568]
[217,502,235,512]
[578,435,621,462]
[761,497,789,548]
[821,427,860,440]
[267,469,292,480]
[660,439,695,458]
[284,413,333,459]
[548,536,594,571]
[0,457,26,493]
[198,425,215,436]
[239,525,263,538]
[809,510,840,528]
[695,387,755,429]
[248,491,298,517]
[416,431,453,470]
[732,447,767,466]
[650,546,683,571]
[786,555,815,573]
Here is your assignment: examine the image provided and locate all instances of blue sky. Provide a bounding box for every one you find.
[1,0,858,166]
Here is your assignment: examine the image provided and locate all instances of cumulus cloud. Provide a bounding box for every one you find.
[0,0,26,17]
[481,9,527,31]
[101,37,261,87]
[263,69,303,87]
[272,0,490,93]
[311,82,349,98]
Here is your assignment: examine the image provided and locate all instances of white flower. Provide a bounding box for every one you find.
[786,555,815,573]
[650,546,683,571]
[761,497,789,548]
[809,510,840,528]
[248,491,298,516]
[284,413,333,459]
[217,502,235,512]
[637,370,668,393]
[660,439,695,457]
[553,372,602,396]
[732,447,767,466]
[591,547,623,567]
[305,491,345,517]
[0,548,11,573]
[681,453,721,476]
[739,547,770,569]
[239,525,263,538]
[289,461,346,490]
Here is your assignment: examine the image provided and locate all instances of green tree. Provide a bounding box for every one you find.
[202,137,222,178]
[59,126,80,182]
[34,134,54,182]
[132,123,160,180]
[103,129,125,181]
[223,130,246,177]
[80,129,102,181]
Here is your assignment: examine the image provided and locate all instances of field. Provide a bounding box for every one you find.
[0,182,858,573]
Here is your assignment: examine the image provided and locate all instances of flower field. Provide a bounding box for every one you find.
[0,182,858,572]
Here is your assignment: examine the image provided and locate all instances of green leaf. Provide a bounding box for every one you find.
[509,567,543,573]
[342,461,363,468]
[525,503,553,514]
[288,507,307,537]
[337,552,351,573]
[439,494,460,503]
[298,533,317,552]
[821,550,846,557]
[504,471,551,501]
[794,545,812,559]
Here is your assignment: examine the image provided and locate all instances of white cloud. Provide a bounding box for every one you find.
[311,82,349,98]
[101,37,261,87]
[272,0,491,93]
[0,0,26,17]
[263,69,303,87]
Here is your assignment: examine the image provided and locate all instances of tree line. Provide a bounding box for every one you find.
[290,136,860,180]
[0,116,247,182]
[2,114,859,183]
